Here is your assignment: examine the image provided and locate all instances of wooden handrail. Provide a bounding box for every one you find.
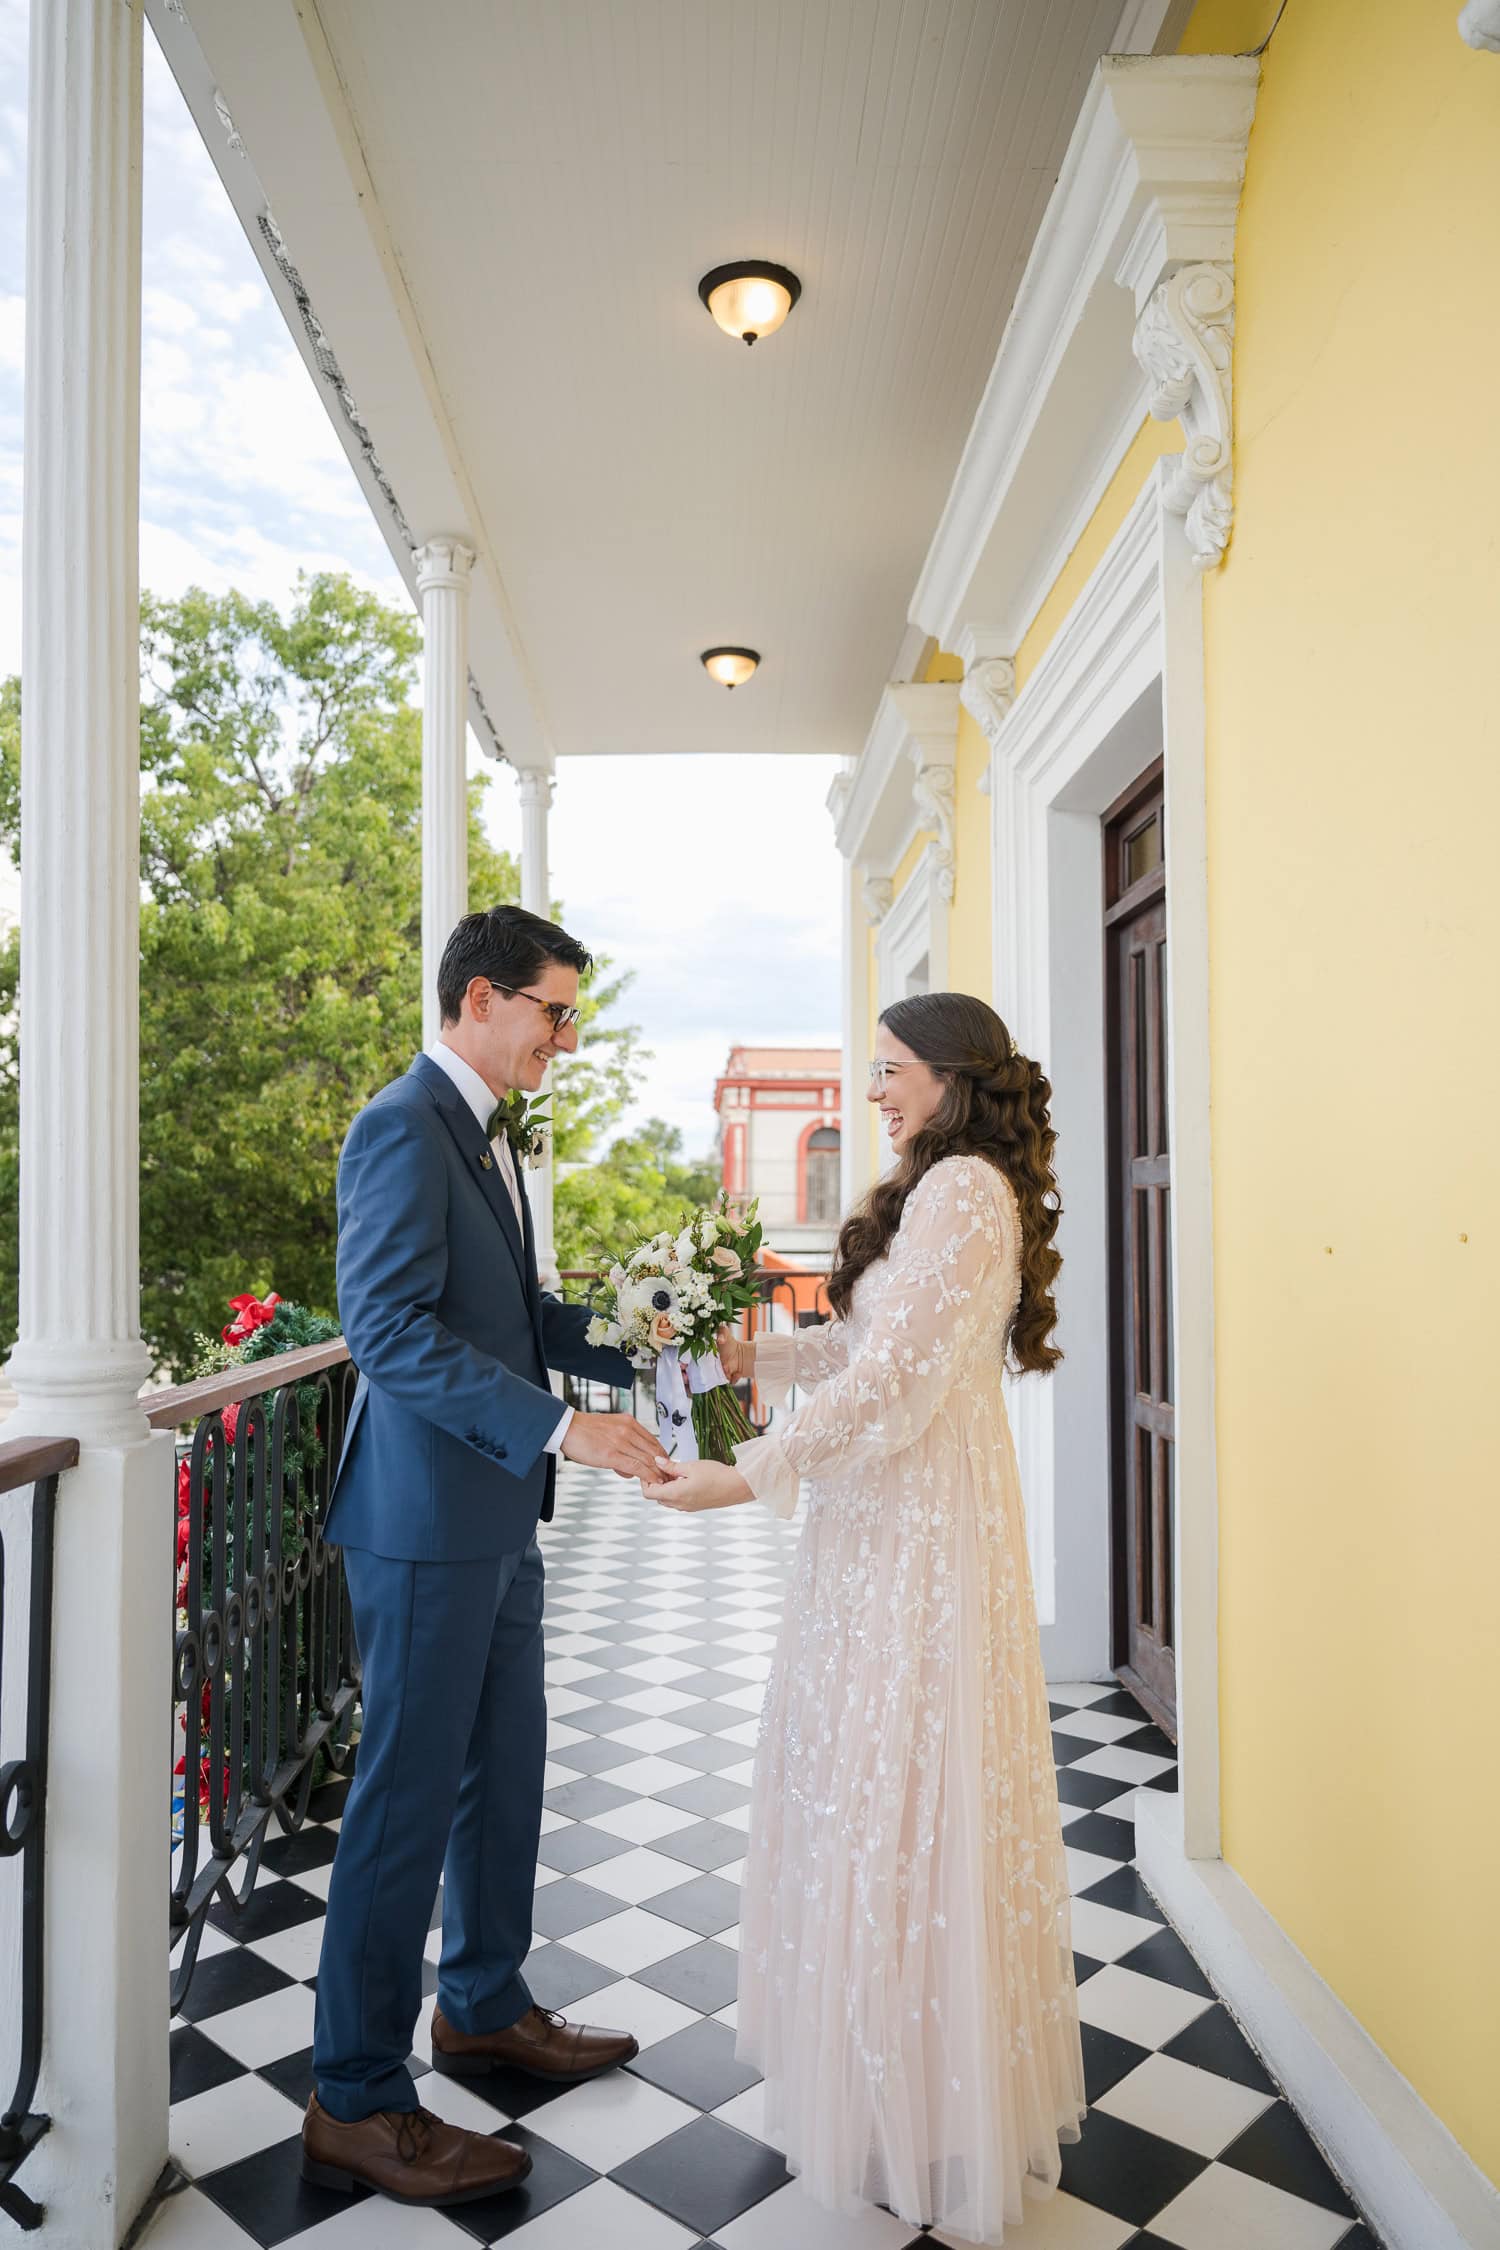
[0,1435,81,1494]
[144,1338,351,1430]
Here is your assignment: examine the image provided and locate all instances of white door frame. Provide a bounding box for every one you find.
[986,457,1220,1860]
[876,840,949,1009]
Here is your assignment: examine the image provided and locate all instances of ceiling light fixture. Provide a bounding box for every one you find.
[697,261,801,346]
[701,647,760,690]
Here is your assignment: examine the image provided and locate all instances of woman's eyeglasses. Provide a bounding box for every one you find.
[491,983,583,1033]
[867,1058,903,1092]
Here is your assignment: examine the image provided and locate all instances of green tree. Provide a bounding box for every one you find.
[555,1117,722,1284]
[0,573,645,1370]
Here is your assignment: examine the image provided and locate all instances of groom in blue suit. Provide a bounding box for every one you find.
[304,905,660,2210]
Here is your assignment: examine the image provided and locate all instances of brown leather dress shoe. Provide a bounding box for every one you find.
[431,2002,640,2084]
[301,2092,530,2205]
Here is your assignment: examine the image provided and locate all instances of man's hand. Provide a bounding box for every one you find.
[561,1410,663,1481]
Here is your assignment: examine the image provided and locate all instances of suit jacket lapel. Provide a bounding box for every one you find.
[409,1054,528,1289]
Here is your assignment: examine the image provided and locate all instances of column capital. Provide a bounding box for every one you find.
[413,537,475,595]
[514,765,556,813]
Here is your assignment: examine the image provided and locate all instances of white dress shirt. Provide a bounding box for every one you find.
[425,1039,573,1456]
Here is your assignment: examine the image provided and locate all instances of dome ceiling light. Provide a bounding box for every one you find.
[701,647,760,690]
[697,261,801,346]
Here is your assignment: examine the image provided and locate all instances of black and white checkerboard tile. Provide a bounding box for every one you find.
[150,1465,1380,2250]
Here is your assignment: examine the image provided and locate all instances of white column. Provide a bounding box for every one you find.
[4,3,173,2241]
[841,860,877,1211]
[414,538,474,1045]
[515,765,559,1288]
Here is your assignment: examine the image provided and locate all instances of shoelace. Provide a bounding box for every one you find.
[394,2109,437,2165]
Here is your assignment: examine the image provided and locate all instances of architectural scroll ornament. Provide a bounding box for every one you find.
[959,656,1017,748]
[1134,263,1235,570]
[1458,0,1500,52]
[909,758,957,903]
[862,874,894,926]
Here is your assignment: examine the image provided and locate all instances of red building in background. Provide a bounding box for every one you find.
[713,1045,841,1272]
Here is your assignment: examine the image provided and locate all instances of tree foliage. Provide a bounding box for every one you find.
[0,573,645,1371]
[555,1118,722,1282]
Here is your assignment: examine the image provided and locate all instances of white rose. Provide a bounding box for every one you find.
[675,1228,698,1264]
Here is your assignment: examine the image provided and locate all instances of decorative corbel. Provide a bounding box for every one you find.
[862,873,894,926]
[1458,0,1500,52]
[909,758,957,903]
[1133,262,1235,569]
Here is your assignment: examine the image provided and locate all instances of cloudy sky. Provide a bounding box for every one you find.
[0,3,842,1158]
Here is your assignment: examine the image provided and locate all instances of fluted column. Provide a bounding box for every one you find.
[516,765,559,1287]
[8,0,152,1446]
[4,7,174,2243]
[415,538,474,1044]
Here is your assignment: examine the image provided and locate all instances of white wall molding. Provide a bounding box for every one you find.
[986,462,1222,1869]
[1137,1793,1500,2250]
[909,54,1258,650]
[876,842,948,1008]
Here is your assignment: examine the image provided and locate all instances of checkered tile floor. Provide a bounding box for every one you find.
[149,1465,1379,2250]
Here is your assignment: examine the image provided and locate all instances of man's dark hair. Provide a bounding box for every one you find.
[437,904,592,1025]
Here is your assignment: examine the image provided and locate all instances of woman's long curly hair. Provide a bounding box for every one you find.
[826,991,1063,1374]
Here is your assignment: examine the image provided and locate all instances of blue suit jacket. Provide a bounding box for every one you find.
[325,1053,635,1561]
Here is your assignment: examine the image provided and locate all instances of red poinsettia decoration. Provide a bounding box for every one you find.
[222,1290,281,1346]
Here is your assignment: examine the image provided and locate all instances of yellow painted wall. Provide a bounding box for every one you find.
[1015,417,1182,692]
[920,646,995,1005]
[1186,0,1500,2180]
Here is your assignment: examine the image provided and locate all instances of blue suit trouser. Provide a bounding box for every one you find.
[312,1536,546,2121]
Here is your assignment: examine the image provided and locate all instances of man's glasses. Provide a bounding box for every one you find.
[491,983,582,1033]
[867,1058,903,1092]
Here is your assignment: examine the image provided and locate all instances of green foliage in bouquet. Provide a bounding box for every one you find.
[583,1192,765,1464]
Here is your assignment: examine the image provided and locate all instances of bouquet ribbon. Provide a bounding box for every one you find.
[654,1345,728,1462]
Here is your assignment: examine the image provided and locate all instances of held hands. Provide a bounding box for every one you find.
[714,1324,756,1384]
[642,1457,753,1512]
[562,1411,663,1481]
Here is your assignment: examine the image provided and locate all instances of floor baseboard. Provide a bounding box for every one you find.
[1134,1789,1500,2250]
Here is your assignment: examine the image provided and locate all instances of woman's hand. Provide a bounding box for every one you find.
[715,1325,756,1384]
[642,1457,753,1511]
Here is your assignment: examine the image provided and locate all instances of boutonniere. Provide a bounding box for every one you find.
[487,1092,552,1170]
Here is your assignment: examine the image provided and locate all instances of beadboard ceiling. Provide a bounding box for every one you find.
[164,0,1148,758]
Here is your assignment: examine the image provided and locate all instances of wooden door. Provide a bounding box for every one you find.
[1105,766,1177,1740]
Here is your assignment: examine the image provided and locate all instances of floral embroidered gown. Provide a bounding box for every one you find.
[730,1153,1087,2242]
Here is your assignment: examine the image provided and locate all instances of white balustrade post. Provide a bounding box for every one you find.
[515,765,560,1289]
[414,539,474,1045]
[3,1,174,2239]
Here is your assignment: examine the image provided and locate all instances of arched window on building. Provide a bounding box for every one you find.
[804,1126,841,1225]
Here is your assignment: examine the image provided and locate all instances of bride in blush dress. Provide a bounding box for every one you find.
[643,991,1087,2244]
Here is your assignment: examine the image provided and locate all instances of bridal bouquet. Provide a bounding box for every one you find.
[585,1192,763,1463]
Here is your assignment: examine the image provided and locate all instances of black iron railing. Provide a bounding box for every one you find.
[147,1344,359,2014]
[557,1268,832,1431]
[0,1434,78,2235]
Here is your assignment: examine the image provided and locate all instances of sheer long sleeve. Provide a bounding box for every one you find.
[733,1157,1014,1517]
[752,1320,850,1409]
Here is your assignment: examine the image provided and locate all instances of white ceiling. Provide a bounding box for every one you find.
[164,0,1149,759]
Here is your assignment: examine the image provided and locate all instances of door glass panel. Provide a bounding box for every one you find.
[1125,814,1162,888]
